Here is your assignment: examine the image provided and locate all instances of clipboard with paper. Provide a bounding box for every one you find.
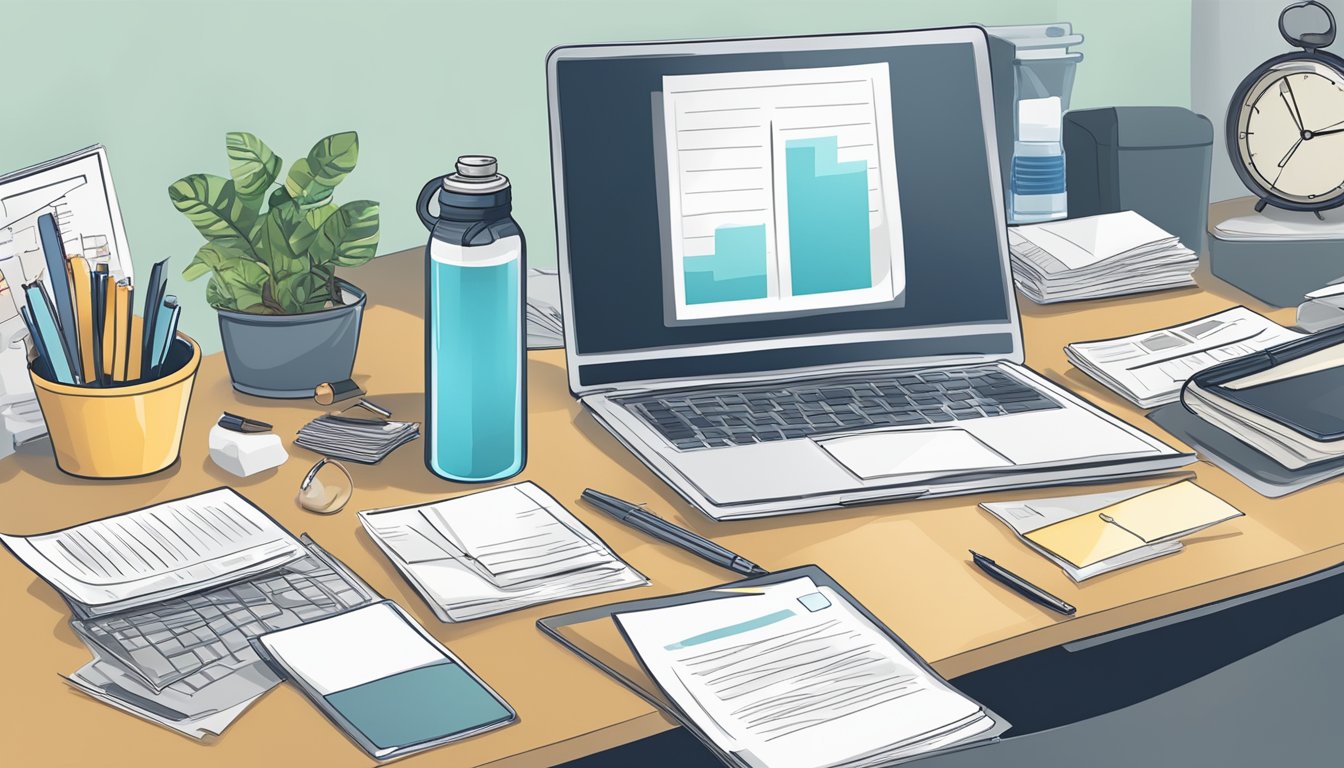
[537,565,1009,768]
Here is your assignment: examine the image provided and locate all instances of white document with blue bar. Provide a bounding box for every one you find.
[614,575,999,768]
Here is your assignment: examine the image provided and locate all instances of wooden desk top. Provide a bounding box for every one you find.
[2,240,1341,768]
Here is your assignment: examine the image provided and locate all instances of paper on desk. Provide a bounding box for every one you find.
[980,486,1182,581]
[1025,482,1242,569]
[1012,211,1179,271]
[614,576,995,768]
[423,482,614,586]
[64,647,278,738]
[0,488,305,612]
[1065,307,1305,408]
[359,482,647,622]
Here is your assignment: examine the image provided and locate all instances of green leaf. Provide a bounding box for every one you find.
[273,272,325,314]
[268,186,292,211]
[251,201,306,279]
[204,259,269,311]
[310,201,380,268]
[225,132,282,200]
[168,174,258,245]
[284,132,359,204]
[182,238,253,281]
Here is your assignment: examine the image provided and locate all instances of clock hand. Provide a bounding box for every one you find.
[1278,137,1303,168]
[1312,127,1344,137]
[1279,80,1306,132]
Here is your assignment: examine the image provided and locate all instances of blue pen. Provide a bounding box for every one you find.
[149,295,181,378]
[37,214,82,381]
[22,282,76,384]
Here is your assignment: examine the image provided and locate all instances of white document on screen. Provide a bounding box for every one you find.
[661,64,905,322]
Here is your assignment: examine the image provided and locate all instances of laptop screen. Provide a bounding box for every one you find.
[550,29,1018,388]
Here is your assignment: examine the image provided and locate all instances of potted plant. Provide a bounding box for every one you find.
[169,131,380,398]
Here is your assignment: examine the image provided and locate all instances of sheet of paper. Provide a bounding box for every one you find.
[661,63,904,321]
[0,488,304,608]
[1013,211,1176,271]
[416,482,611,586]
[359,483,648,620]
[1067,307,1305,406]
[1098,481,1244,543]
[614,576,990,768]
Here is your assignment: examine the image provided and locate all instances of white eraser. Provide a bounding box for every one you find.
[208,423,288,477]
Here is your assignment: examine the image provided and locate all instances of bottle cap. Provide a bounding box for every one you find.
[442,155,510,194]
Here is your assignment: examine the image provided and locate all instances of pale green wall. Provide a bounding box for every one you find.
[1,0,1191,354]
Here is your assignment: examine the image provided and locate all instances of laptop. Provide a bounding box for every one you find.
[546,27,1194,520]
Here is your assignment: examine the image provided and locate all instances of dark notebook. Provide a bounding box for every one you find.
[1189,325,1344,442]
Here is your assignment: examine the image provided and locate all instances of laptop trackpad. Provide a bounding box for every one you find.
[817,428,1014,480]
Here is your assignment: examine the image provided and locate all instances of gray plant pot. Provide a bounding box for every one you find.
[217,280,366,398]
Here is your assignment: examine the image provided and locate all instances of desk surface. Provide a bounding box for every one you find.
[3,229,1342,768]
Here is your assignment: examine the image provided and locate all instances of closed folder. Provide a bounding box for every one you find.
[68,256,97,382]
[1025,482,1242,569]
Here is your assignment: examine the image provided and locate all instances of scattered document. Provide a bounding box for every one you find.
[0,488,306,613]
[527,267,564,348]
[2,489,380,739]
[981,486,1183,581]
[661,64,904,321]
[359,482,647,621]
[295,413,420,464]
[1065,307,1305,408]
[254,601,516,760]
[1022,482,1243,570]
[613,575,997,768]
[1008,211,1197,304]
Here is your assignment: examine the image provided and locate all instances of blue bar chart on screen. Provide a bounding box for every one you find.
[661,63,906,323]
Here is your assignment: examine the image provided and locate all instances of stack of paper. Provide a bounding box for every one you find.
[526,268,564,349]
[295,414,420,464]
[1065,306,1305,408]
[1008,211,1197,304]
[360,482,647,621]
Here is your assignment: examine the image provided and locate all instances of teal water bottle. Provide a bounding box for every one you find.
[417,156,526,482]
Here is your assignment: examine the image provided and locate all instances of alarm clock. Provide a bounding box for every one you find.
[1227,1,1344,214]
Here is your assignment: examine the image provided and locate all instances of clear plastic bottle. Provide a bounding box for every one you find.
[417,156,525,482]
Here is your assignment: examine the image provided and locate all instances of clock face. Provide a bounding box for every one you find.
[1234,59,1344,207]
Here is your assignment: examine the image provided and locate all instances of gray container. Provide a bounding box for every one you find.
[1065,107,1214,252]
[217,280,365,398]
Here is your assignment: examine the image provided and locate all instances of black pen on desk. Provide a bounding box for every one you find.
[970,550,1076,616]
[582,489,768,577]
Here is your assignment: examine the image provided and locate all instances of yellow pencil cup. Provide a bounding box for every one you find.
[29,334,201,479]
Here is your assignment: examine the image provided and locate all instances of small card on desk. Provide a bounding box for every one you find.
[253,601,516,761]
[1024,482,1243,569]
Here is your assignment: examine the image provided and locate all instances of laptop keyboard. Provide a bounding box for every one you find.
[78,557,369,692]
[620,366,1061,451]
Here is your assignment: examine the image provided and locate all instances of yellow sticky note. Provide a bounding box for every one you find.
[1025,512,1143,569]
[1100,481,1243,543]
